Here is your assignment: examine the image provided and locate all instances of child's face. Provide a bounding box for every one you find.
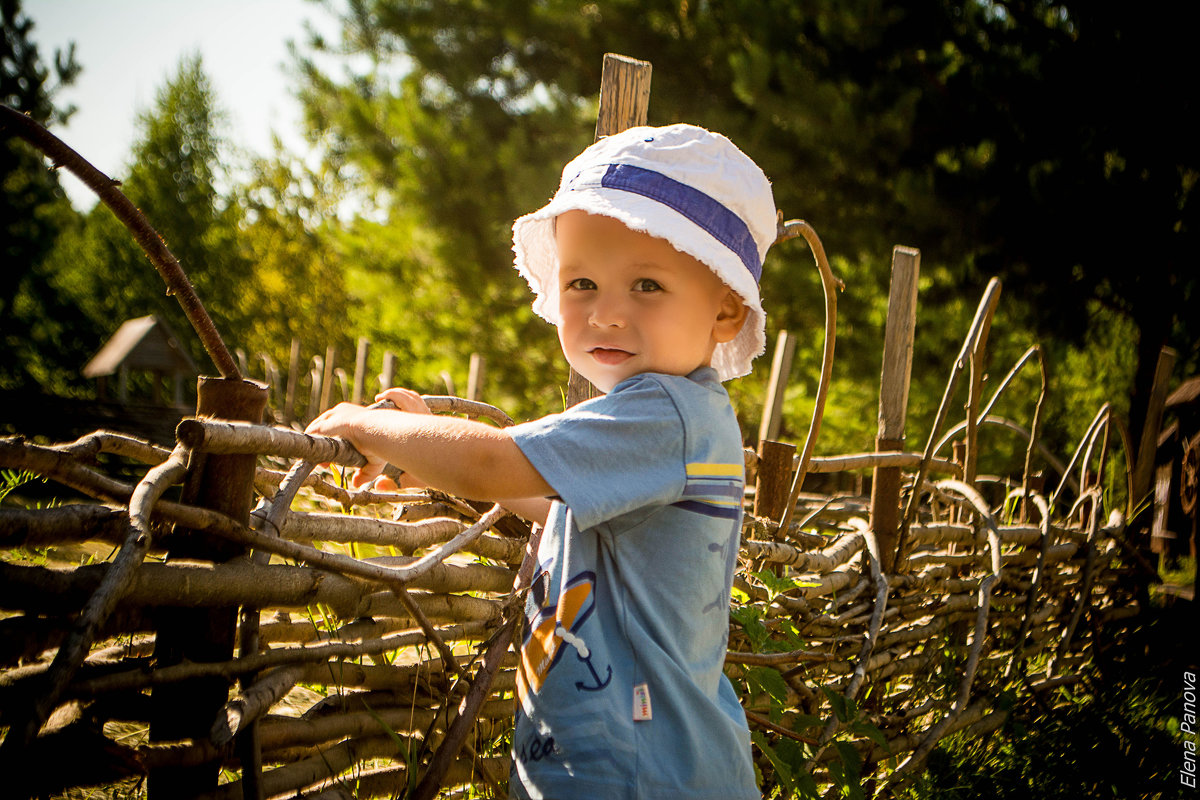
[554,210,747,393]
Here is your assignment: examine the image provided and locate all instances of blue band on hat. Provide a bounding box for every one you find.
[588,163,762,282]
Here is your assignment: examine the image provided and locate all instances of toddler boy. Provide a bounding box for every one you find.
[308,123,776,799]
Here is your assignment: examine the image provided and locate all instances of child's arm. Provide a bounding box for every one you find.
[306,395,553,502]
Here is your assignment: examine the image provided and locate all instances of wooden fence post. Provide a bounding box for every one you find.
[759,330,796,446]
[565,53,653,407]
[352,337,370,405]
[147,376,267,799]
[1132,345,1177,548]
[380,350,396,394]
[306,355,323,424]
[283,338,301,426]
[319,345,337,413]
[467,353,486,402]
[755,439,797,522]
[871,246,920,573]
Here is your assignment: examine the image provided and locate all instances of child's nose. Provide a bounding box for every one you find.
[588,293,627,328]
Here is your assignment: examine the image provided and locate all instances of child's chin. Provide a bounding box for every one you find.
[589,376,620,393]
[573,368,620,394]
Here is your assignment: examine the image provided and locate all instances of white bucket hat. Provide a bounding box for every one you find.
[512,123,776,381]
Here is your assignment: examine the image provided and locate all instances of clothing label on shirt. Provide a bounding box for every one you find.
[633,683,652,721]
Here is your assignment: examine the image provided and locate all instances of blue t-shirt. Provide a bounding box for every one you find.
[507,367,758,800]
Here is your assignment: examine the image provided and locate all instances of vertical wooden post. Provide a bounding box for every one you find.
[759,330,796,446]
[380,351,397,394]
[306,356,324,423]
[319,345,337,412]
[352,337,370,404]
[283,338,301,425]
[870,246,920,573]
[467,353,485,401]
[148,376,267,799]
[755,439,797,521]
[1132,346,1177,527]
[565,53,652,407]
[963,319,994,490]
[950,441,967,527]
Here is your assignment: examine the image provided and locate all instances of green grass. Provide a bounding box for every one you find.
[899,598,1195,800]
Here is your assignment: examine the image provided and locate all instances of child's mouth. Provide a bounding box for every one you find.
[590,348,633,365]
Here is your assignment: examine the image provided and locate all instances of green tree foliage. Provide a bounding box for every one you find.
[294,0,1197,453]
[230,146,355,374]
[0,0,86,392]
[46,55,268,384]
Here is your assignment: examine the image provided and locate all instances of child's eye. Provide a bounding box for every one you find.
[633,278,662,292]
[565,277,597,291]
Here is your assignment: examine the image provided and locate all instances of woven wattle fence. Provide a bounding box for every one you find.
[0,333,1144,798]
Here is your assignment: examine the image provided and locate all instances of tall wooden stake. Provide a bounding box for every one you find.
[759,330,797,445]
[871,247,920,573]
[565,53,652,407]
[352,337,370,405]
[283,338,301,426]
[467,353,486,401]
[319,345,337,412]
[1132,346,1177,547]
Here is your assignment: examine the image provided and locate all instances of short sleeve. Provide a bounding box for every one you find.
[508,375,686,531]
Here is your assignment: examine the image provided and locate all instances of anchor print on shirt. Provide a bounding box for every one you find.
[517,570,612,705]
[702,526,742,614]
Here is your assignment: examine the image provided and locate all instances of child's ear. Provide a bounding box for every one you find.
[713,289,750,344]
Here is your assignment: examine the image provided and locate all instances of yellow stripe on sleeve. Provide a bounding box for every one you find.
[686,462,743,478]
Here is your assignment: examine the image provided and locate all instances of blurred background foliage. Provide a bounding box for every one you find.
[2,0,1196,472]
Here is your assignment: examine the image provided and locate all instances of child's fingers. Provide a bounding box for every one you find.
[374,387,432,415]
[374,474,400,492]
[351,461,384,488]
[305,402,362,435]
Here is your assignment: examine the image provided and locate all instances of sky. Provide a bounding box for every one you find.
[25,0,339,209]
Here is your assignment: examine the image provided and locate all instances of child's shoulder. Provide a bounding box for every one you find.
[604,369,733,430]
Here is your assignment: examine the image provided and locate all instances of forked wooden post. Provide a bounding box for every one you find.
[871,246,920,573]
[565,53,653,407]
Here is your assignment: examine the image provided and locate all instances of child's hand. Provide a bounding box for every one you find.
[305,402,389,488]
[306,388,429,490]
[369,388,432,491]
